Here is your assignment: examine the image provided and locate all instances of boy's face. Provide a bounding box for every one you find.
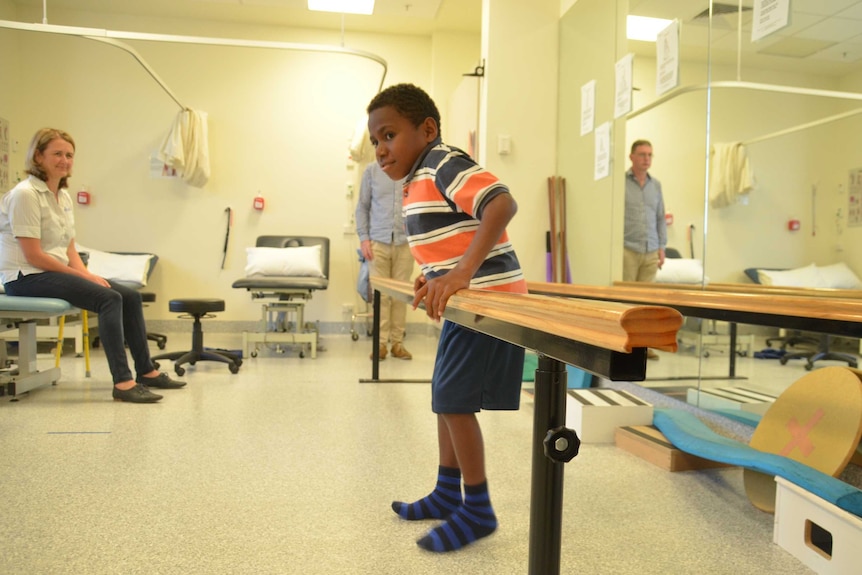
[368,105,437,181]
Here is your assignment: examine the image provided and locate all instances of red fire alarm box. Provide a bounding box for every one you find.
[665,213,674,226]
[788,219,800,231]
[77,189,90,205]
[253,194,265,211]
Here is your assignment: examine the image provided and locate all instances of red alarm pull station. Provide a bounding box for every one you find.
[253,195,265,211]
[665,213,674,226]
[788,219,800,231]
[77,190,90,205]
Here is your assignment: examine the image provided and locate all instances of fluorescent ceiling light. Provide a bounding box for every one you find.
[308,0,374,15]
[627,15,673,42]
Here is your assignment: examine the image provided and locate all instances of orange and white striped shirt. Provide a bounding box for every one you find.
[403,140,526,294]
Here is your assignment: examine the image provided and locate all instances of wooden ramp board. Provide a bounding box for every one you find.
[615,425,736,472]
[743,366,862,513]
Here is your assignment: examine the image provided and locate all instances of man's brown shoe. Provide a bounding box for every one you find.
[369,344,387,360]
[390,343,412,360]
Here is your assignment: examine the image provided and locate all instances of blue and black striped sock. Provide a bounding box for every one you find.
[416,480,498,552]
[391,466,462,521]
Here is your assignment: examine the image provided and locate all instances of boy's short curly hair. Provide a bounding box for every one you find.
[367,83,442,137]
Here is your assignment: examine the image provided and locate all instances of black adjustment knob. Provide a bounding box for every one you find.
[543,426,581,463]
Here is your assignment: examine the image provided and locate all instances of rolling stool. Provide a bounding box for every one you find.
[151,298,241,375]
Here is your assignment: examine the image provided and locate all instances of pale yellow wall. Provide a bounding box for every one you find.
[0,0,19,184]
[557,0,628,285]
[481,0,559,283]
[2,5,477,323]
[430,30,481,146]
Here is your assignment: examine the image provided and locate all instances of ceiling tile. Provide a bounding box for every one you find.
[795,17,862,41]
[836,2,862,18]
[792,0,861,17]
[757,36,837,58]
[630,0,711,21]
[807,39,862,62]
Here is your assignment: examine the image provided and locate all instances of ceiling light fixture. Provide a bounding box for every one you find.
[308,0,375,15]
[627,15,673,42]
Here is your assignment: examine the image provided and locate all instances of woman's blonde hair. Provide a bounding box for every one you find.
[25,128,76,190]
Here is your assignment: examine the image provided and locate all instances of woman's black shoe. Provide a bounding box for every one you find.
[137,372,186,389]
[113,383,163,403]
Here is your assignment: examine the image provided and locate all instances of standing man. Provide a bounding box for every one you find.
[624,139,666,359]
[355,162,413,360]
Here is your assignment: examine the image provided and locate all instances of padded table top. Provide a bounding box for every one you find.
[0,294,78,318]
[232,276,328,291]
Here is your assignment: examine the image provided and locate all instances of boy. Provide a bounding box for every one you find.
[366,84,527,552]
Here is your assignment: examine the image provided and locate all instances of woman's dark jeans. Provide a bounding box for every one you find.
[4,272,155,384]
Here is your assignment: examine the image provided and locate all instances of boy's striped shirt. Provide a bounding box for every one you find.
[403,140,526,293]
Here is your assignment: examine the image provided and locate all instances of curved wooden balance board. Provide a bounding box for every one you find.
[743,366,862,513]
[371,277,682,354]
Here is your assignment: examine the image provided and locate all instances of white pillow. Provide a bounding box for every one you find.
[83,248,154,287]
[655,258,705,284]
[757,263,820,287]
[817,262,862,289]
[245,245,323,277]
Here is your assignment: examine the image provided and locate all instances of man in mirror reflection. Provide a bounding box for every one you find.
[624,139,667,359]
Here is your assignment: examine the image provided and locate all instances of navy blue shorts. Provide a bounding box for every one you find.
[431,321,525,414]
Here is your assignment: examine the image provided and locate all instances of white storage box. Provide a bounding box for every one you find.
[565,388,653,443]
[773,476,862,575]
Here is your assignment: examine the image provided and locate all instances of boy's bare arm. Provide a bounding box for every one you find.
[414,193,518,320]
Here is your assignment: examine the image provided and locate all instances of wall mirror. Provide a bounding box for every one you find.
[559,0,862,403]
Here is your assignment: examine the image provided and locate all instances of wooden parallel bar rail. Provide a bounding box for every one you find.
[614,280,862,299]
[372,277,683,356]
[370,277,683,574]
[529,281,862,338]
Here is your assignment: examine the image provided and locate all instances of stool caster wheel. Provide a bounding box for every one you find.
[351,332,359,341]
[779,357,789,365]
[157,342,166,350]
[175,366,185,376]
[805,362,814,371]
[153,361,160,370]
[229,363,239,374]
[299,351,305,359]
[251,350,258,358]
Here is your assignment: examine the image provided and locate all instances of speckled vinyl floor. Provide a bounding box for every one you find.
[0,330,823,574]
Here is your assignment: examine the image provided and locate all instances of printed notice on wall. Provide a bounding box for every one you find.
[594,122,611,181]
[656,20,680,97]
[848,168,862,227]
[751,0,790,42]
[0,117,9,192]
[614,54,634,119]
[580,80,596,136]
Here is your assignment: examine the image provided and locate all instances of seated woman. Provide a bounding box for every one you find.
[0,128,184,403]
